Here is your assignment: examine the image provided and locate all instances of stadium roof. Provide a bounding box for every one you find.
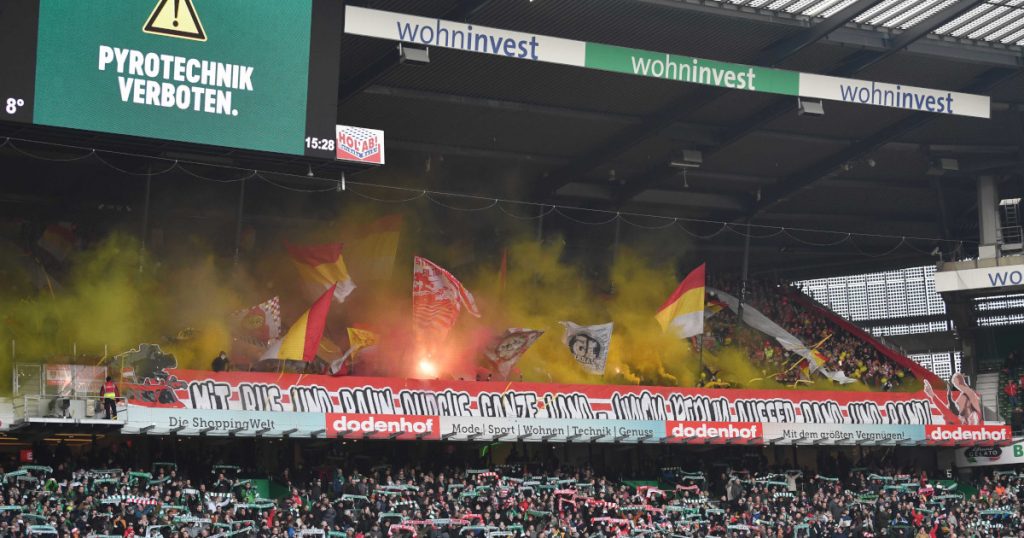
[333,0,1024,276]
[711,0,1024,45]
[2,0,1024,279]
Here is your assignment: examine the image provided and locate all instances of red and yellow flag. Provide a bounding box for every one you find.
[276,284,336,362]
[286,242,356,303]
[655,263,705,338]
[348,215,401,281]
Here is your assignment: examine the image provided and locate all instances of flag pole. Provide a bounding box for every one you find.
[698,333,704,378]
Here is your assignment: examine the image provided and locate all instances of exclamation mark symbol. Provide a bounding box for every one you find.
[172,0,180,27]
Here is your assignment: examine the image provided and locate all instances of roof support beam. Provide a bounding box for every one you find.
[618,0,1002,207]
[388,140,569,166]
[360,85,1019,160]
[363,85,641,126]
[751,67,1017,216]
[531,91,723,199]
[338,0,493,104]
[632,0,1022,66]
[756,0,881,66]
[833,0,991,76]
[933,178,952,241]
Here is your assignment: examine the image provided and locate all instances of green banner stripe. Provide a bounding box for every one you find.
[345,6,989,118]
[584,43,798,96]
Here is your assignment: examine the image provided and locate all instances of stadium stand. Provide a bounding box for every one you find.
[706,279,928,390]
[0,443,1017,537]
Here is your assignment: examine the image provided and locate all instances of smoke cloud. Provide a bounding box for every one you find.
[0,198,892,394]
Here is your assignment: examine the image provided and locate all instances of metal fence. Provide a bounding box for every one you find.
[11,363,122,422]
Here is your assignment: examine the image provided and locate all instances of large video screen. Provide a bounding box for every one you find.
[0,0,342,158]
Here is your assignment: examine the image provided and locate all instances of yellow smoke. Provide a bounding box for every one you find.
[0,234,253,388]
[0,202,913,394]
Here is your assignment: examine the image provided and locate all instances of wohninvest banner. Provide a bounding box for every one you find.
[121,370,1009,445]
[344,6,990,119]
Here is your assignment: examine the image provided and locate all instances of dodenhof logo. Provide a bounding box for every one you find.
[326,413,436,439]
[926,425,1010,443]
[667,421,760,441]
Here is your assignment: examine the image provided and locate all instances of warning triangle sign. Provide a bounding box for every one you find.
[143,0,206,42]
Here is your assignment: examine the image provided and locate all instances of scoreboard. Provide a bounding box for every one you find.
[0,0,343,158]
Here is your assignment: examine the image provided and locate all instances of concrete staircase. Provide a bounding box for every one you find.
[976,372,1002,422]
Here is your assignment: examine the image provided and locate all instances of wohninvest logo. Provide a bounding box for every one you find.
[926,425,1010,444]
[667,421,760,441]
[327,414,438,440]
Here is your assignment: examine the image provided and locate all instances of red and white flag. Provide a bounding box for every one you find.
[412,257,480,346]
[484,328,543,379]
[229,297,282,345]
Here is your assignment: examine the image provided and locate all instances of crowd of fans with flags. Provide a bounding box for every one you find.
[704,279,913,390]
[2,444,1022,538]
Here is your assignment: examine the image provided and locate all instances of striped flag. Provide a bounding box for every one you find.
[412,257,480,346]
[655,263,705,339]
[266,284,335,362]
[349,215,402,281]
[285,242,356,303]
[228,296,282,345]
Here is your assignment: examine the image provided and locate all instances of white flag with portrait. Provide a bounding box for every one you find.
[560,321,613,375]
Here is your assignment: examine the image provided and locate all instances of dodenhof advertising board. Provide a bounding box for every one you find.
[119,369,1011,445]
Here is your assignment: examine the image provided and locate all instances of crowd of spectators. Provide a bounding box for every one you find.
[1001,355,1024,432]
[698,306,801,388]
[1,443,1021,538]
[706,279,913,390]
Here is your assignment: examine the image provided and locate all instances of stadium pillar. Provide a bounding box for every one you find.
[737,220,752,325]
[233,180,246,266]
[612,216,621,266]
[536,205,545,242]
[140,167,152,273]
[977,175,1000,259]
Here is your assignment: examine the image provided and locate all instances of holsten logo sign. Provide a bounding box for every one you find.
[326,414,437,440]
[934,264,1024,293]
[666,421,760,441]
[335,125,385,164]
[926,425,1010,443]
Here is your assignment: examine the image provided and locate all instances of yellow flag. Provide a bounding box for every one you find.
[347,327,379,356]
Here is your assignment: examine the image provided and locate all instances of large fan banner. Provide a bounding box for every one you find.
[119,369,1010,445]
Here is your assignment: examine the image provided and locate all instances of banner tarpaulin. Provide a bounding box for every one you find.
[118,369,1013,446]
